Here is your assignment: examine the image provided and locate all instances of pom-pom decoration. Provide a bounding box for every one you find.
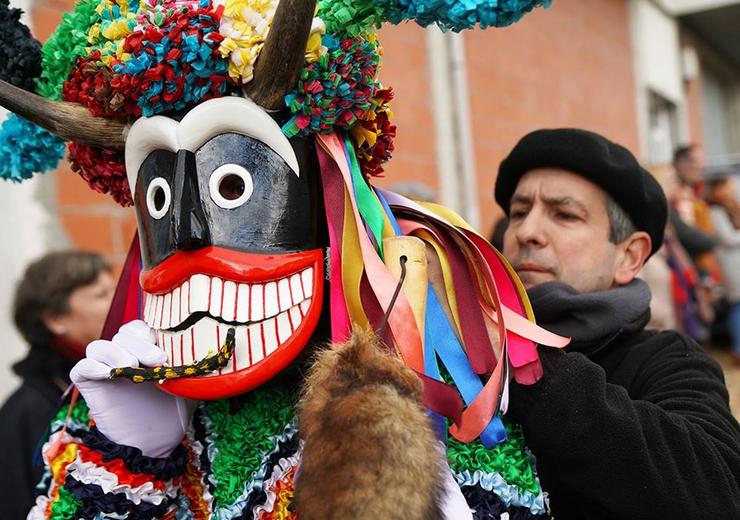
[68,143,132,206]
[62,52,130,119]
[386,0,553,32]
[0,0,42,91]
[1,0,553,201]
[350,87,396,177]
[0,114,66,182]
[282,33,381,137]
[316,0,387,38]
[36,0,102,100]
[218,0,327,84]
[88,0,139,66]
[113,6,233,117]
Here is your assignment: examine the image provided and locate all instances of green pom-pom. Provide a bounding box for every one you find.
[35,0,100,100]
[317,0,388,38]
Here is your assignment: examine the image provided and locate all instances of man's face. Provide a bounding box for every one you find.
[502,168,621,293]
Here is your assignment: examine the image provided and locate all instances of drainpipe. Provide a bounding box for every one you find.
[426,26,460,212]
[426,26,480,229]
[449,31,480,230]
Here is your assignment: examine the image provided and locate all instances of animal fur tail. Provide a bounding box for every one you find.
[295,329,446,520]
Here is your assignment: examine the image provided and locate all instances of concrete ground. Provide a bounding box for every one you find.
[708,349,740,419]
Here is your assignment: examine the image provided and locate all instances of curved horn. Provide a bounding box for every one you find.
[245,0,317,110]
[0,80,126,150]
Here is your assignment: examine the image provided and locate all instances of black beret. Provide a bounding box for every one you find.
[495,128,667,257]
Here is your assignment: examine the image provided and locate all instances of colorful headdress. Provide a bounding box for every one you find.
[0,0,565,448]
[1,0,551,195]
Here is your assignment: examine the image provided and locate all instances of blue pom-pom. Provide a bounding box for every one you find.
[386,0,552,31]
[0,114,65,182]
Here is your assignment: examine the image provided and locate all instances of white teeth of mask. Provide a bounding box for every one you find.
[145,268,315,373]
[222,281,237,322]
[236,283,250,322]
[263,282,279,319]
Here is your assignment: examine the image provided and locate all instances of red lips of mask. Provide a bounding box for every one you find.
[139,246,323,400]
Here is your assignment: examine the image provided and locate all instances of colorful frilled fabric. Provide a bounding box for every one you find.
[0,0,552,193]
[31,385,550,519]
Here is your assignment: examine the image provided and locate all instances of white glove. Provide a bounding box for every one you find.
[70,320,195,458]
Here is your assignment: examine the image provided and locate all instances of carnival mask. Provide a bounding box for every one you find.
[125,97,325,399]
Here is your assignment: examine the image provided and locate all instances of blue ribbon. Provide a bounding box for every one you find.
[372,188,504,446]
[426,286,507,448]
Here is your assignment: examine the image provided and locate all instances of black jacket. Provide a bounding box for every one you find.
[0,347,73,519]
[508,324,740,519]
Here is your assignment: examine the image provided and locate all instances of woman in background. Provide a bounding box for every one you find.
[0,251,114,517]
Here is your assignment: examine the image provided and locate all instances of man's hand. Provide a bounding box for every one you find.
[70,320,195,458]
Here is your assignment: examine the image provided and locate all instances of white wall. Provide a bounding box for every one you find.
[0,0,69,402]
[630,0,688,162]
[658,0,740,16]
[635,0,684,104]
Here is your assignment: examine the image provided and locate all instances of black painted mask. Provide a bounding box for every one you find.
[125,96,325,399]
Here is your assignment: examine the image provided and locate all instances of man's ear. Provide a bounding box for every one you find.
[42,312,68,336]
[613,231,652,286]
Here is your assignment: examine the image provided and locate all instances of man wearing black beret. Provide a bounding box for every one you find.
[497,128,740,519]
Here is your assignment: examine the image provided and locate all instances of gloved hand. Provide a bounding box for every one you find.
[70,320,195,458]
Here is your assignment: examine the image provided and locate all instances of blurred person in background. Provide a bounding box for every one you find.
[707,175,740,365]
[641,166,714,337]
[0,251,114,517]
[672,145,722,283]
[670,145,719,342]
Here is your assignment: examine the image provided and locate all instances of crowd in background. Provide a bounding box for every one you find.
[641,145,740,365]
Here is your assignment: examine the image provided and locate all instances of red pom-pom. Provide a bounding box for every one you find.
[352,88,396,178]
[62,53,130,119]
[68,143,132,207]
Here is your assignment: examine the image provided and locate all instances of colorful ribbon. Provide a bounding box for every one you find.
[316,156,570,445]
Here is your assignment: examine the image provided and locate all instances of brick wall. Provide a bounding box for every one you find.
[377,0,640,234]
[463,0,639,233]
[375,23,439,193]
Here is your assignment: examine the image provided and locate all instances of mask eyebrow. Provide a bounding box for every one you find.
[125,116,180,191]
[177,97,299,176]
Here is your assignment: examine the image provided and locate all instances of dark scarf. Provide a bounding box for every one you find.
[526,279,652,350]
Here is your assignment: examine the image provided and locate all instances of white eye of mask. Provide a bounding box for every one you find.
[209,164,254,209]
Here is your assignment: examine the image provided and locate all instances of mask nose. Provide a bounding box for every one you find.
[171,149,211,251]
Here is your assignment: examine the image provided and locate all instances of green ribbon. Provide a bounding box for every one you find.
[447,418,542,496]
[344,134,386,258]
[205,386,296,507]
[49,487,82,520]
[54,399,90,424]
[36,0,100,100]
